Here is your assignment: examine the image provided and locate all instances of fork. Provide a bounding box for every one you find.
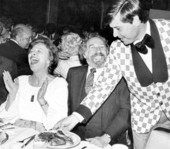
[17,135,35,143]
[21,135,35,148]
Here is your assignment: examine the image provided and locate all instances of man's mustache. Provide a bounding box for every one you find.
[93,53,105,57]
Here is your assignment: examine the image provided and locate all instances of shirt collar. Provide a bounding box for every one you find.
[134,21,151,44]
[69,55,80,60]
[10,38,19,45]
[146,21,151,35]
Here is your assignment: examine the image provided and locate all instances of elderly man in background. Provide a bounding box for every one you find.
[0,24,32,76]
[66,34,130,148]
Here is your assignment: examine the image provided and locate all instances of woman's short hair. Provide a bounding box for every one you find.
[59,32,82,57]
[106,0,150,25]
[29,37,59,75]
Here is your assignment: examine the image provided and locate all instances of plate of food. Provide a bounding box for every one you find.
[34,129,81,149]
[0,131,9,145]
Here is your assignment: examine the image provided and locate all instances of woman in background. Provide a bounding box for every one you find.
[0,37,68,132]
[54,32,82,78]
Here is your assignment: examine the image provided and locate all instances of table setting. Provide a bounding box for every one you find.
[0,123,128,149]
[0,123,38,149]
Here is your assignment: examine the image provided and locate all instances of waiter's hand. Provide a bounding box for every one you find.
[53,114,79,131]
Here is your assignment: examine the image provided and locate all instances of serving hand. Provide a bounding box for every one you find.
[3,70,19,95]
[53,114,79,131]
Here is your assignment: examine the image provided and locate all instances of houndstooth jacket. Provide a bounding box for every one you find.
[77,19,170,133]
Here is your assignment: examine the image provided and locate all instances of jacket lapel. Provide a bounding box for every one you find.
[150,19,168,83]
[131,19,168,87]
[131,44,153,86]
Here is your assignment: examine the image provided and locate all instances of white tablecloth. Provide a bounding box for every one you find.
[1,126,38,149]
[1,127,112,149]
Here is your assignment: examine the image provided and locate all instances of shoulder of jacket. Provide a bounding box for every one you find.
[153,18,170,25]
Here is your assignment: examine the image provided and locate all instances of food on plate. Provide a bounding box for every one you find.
[50,137,66,146]
[0,131,8,144]
[36,129,74,146]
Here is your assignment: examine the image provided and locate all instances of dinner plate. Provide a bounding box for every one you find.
[34,130,81,149]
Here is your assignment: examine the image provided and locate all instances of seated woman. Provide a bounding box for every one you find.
[54,32,83,78]
[0,37,68,132]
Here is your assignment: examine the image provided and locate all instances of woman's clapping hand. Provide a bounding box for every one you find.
[3,70,19,95]
[37,78,48,105]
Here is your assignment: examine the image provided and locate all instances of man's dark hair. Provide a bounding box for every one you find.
[105,0,150,25]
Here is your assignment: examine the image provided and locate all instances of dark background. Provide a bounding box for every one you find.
[0,0,169,33]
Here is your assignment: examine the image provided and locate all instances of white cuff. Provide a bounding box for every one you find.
[72,112,84,123]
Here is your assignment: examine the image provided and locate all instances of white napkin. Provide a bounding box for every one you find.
[111,144,128,149]
[74,141,112,149]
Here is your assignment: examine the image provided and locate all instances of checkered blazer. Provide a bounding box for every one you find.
[79,19,170,133]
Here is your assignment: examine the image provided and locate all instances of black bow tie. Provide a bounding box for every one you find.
[134,34,154,54]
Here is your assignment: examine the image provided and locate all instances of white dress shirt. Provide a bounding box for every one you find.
[134,21,153,73]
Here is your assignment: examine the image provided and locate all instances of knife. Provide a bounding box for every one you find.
[21,135,35,148]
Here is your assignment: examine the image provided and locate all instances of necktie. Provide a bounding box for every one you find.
[134,34,154,54]
[85,68,96,94]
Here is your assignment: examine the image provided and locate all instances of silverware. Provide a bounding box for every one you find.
[17,135,35,143]
[17,137,30,143]
[21,135,35,148]
[81,146,87,149]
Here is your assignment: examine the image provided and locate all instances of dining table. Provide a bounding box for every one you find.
[1,125,129,149]
[0,125,112,149]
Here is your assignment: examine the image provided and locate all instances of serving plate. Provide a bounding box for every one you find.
[34,130,81,149]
